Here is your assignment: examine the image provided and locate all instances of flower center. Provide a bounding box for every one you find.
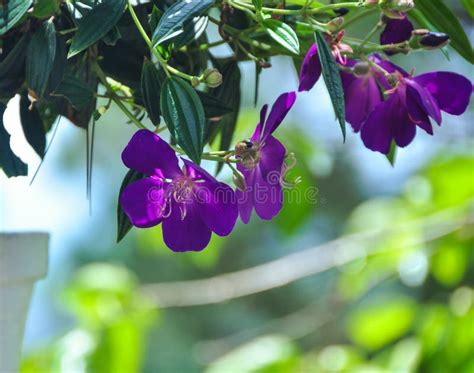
[235,140,260,170]
[161,176,195,220]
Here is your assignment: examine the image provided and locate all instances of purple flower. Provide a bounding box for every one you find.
[236,92,297,223]
[361,71,472,154]
[120,130,238,252]
[298,31,352,92]
[340,55,402,131]
[380,15,414,55]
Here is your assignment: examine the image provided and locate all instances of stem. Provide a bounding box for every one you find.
[357,19,383,51]
[229,0,363,16]
[93,64,146,129]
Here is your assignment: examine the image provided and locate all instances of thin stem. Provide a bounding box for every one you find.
[93,64,146,129]
[228,0,363,16]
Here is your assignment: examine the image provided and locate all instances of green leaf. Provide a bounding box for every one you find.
[411,0,474,64]
[161,76,206,164]
[52,74,95,110]
[117,170,144,243]
[262,19,300,55]
[0,0,32,36]
[461,0,474,18]
[197,91,233,119]
[152,0,214,46]
[170,16,209,48]
[315,31,346,141]
[0,34,29,102]
[26,20,57,98]
[0,103,28,177]
[68,0,127,58]
[141,59,162,127]
[209,60,241,174]
[31,0,60,18]
[19,93,46,159]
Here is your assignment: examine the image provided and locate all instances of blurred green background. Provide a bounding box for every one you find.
[0,1,472,372]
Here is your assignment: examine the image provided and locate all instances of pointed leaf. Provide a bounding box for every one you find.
[141,59,162,126]
[0,0,32,35]
[68,0,127,58]
[197,91,233,119]
[52,74,95,110]
[315,31,346,141]
[152,0,214,46]
[26,20,57,98]
[263,19,300,55]
[160,76,205,164]
[19,93,46,159]
[0,103,28,177]
[0,34,29,101]
[117,169,145,243]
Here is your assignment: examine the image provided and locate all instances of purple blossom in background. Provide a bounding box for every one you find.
[361,71,472,154]
[380,15,414,55]
[120,130,237,252]
[236,92,297,223]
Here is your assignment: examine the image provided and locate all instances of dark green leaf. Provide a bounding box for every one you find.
[0,103,28,177]
[252,0,263,11]
[0,34,28,102]
[262,19,300,55]
[0,0,32,35]
[102,26,122,46]
[411,0,474,64]
[149,6,163,31]
[117,169,144,243]
[170,16,209,48]
[68,0,127,58]
[210,60,241,174]
[315,31,346,141]
[141,59,162,127]
[152,0,214,46]
[197,91,233,119]
[161,76,206,164]
[19,93,46,159]
[31,0,60,18]
[45,35,67,95]
[52,74,95,110]
[26,20,57,98]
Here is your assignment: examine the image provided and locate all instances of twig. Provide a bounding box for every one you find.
[140,206,473,307]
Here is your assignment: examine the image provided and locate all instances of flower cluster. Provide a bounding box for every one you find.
[121,93,296,252]
[298,20,472,154]
[120,11,472,253]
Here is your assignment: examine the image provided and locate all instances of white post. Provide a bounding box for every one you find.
[0,233,49,373]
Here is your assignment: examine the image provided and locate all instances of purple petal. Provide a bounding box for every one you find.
[261,91,297,140]
[380,17,414,55]
[162,199,212,252]
[253,104,268,142]
[405,78,442,124]
[414,72,472,116]
[361,94,398,154]
[259,135,286,180]
[122,130,181,178]
[120,177,167,228]
[195,181,238,236]
[341,71,383,132]
[299,44,321,92]
[253,165,283,221]
[182,158,216,182]
[236,169,256,224]
[405,91,434,135]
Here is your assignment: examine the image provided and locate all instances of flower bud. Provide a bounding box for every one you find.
[203,68,223,88]
[191,76,200,88]
[419,32,450,49]
[353,62,371,77]
[382,0,414,11]
[327,17,345,33]
[232,172,246,192]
